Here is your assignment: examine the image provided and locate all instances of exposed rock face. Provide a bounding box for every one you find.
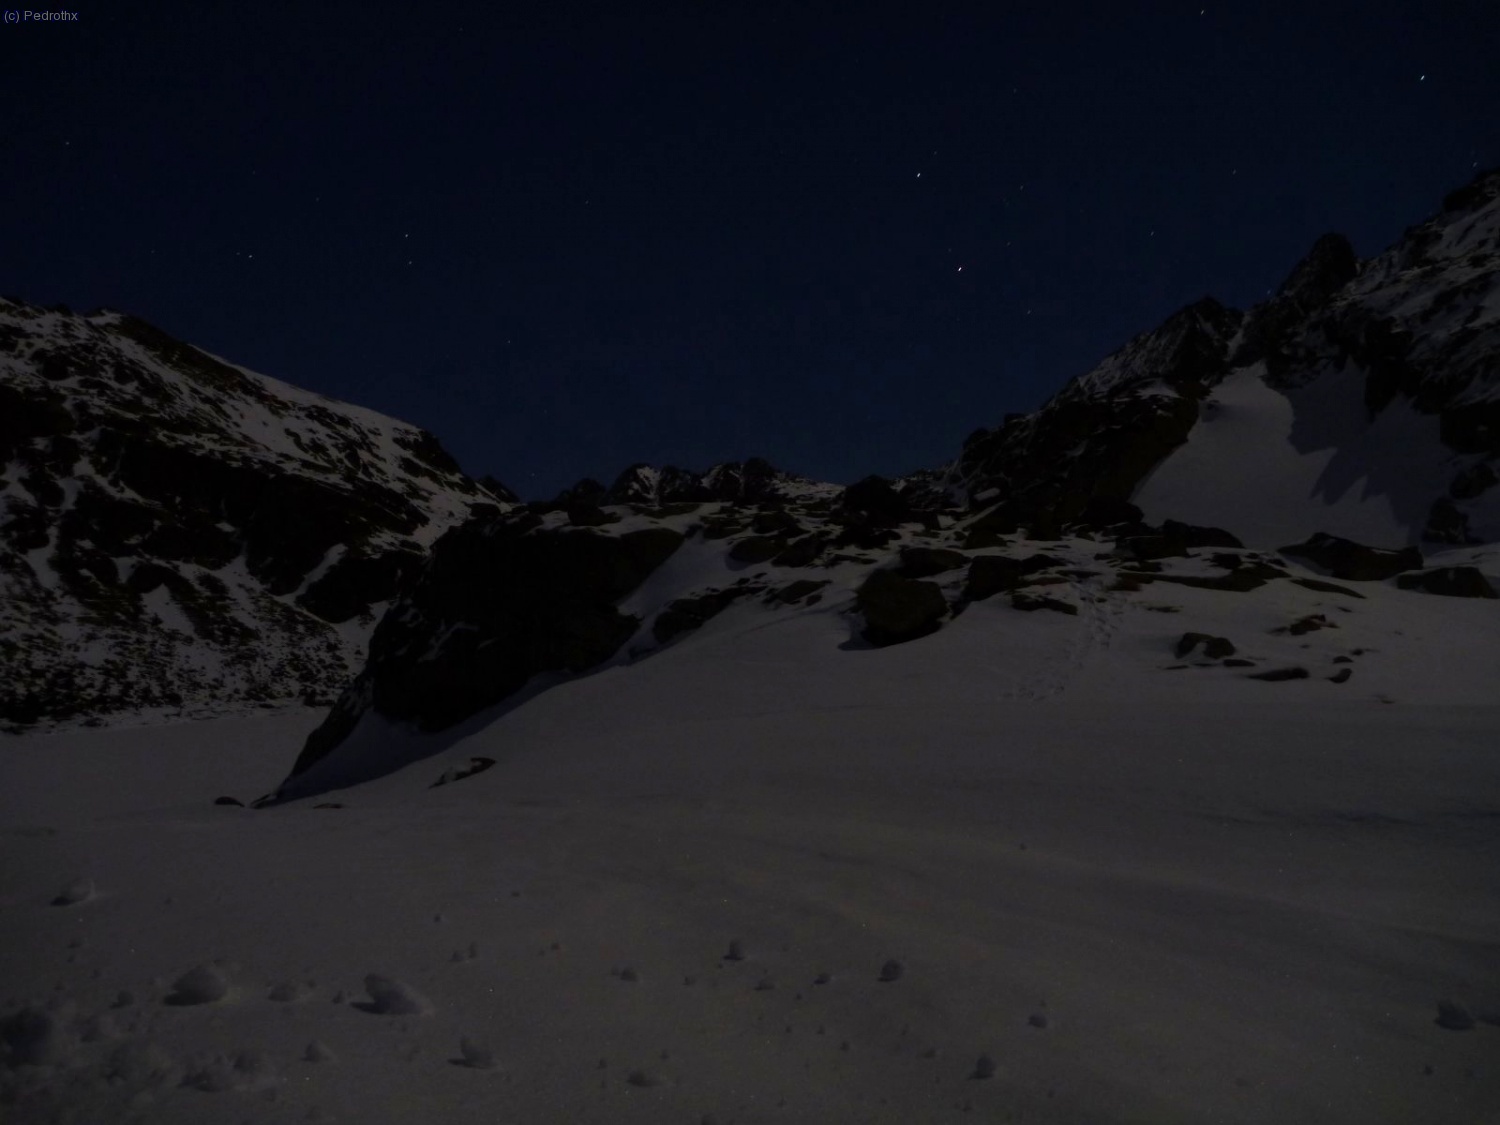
[0,299,506,726]
[290,511,683,778]
[954,298,1243,530]
[599,458,842,507]
[1278,534,1424,581]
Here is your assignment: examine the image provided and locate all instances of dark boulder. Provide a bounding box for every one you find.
[1278,534,1423,581]
[963,554,1061,602]
[1283,614,1337,636]
[856,569,947,646]
[728,535,783,564]
[750,509,803,537]
[291,518,684,777]
[961,508,1019,550]
[430,756,496,789]
[653,587,756,644]
[832,525,900,550]
[898,546,968,579]
[1395,567,1498,599]
[1449,461,1498,501]
[1175,633,1235,659]
[771,533,827,568]
[1118,534,1191,562]
[1011,592,1078,615]
[1073,495,1145,531]
[1422,498,1479,545]
[1288,577,1365,599]
[840,475,911,524]
[1247,667,1310,682]
[767,579,830,605]
[1160,520,1244,550]
[213,796,245,807]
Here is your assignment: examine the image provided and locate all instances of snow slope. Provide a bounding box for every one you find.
[1134,363,1466,547]
[3,573,1498,1124]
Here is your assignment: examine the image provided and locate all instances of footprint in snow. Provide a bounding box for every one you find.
[451,1036,496,1069]
[164,963,231,1006]
[51,878,95,907]
[356,975,431,1015]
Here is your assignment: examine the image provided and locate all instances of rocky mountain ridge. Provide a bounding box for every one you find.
[279,169,1500,797]
[4,170,1497,760]
[0,300,511,727]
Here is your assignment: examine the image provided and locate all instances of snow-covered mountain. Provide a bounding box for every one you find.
[956,169,1500,547]
[0,300,512,728]
[282,171,1500,799]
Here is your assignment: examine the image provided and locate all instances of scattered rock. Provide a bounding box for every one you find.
[618,966,639,983]
[723,939,745,962]
[1247,667,1310,682]
[165,963,230,1006]
[1160,519,1245,549]
[430,756,496,789]
[303,1040,335,1063]
[625,1068,658,1087]
[767,579,830,605]
[753,977,775,992]
[972,1054,997,1080]
[1279,533,1423,581]
[1028,1013,1049,1029]
[1175,632,1235,659]
[1283,613,1337,636]
[878,959,905,983]
[813,972,832,985]
[1289,577,1365,599]
[1010,592,1078,615]
[1329,668,1353,684]
[212,796,245,807]
[728,535,784,565]
[898,546,968,578]
[1396,567,1498,599]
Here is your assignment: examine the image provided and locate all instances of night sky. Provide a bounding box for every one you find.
[4,3,1497,500]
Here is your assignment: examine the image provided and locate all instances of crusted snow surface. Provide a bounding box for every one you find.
[3,559,1498,1123]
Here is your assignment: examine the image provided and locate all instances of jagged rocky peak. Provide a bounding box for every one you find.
[953,295,1243,533]
[543,457,845,509]
[0,298,509,726]
[1277,232,1360,308]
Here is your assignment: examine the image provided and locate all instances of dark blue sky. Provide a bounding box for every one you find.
[4,2,1497,499]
